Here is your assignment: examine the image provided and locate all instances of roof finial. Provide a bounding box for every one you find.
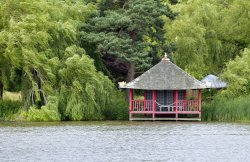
[162,52,170,61]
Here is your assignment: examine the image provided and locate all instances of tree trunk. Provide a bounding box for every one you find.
[126,62,135,82]
[130,31,137,47]
[0,69,3,100]
[31,68,46,107]
[126,62,135,101]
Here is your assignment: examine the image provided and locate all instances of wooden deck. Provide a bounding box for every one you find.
[130,111,201,114]
[130,113,201,121]
[130,117,201,121]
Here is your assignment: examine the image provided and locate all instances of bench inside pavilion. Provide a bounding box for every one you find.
[120,54,207,121]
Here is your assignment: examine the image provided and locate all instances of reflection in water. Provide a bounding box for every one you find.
[0,122,250,162]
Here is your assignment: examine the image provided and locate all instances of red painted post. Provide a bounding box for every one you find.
[198,89,202,112]
[198,89,202,119]
[144,90,146,111]
[129,89,133,120]
[184,90,187,111]
[174,90,178,119]
[152,90,157,120]
[174,90,178,111]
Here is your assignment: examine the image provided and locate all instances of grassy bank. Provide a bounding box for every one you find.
[202,95,250,122]
[3,92,21,101]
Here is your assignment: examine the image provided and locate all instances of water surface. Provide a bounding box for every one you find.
[0,121,249,162]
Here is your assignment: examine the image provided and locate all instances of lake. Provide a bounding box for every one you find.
[0,121,250,162]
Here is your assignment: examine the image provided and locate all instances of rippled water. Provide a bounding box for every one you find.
[0,121,250,162]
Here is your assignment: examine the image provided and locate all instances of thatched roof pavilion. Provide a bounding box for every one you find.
[121,54,207,121]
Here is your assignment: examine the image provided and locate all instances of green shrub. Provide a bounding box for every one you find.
[220,48,250,98]
[102,91,129,120]
[26,106,61,121]
[26,96,61,121]
[0,100,22,120]
[202,95,250,122]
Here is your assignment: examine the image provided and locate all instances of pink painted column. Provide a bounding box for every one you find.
[184,90,187,111]
[174,90,178,118]
[144,90,146,111]
[198,89,202,112]
[198,89,202,119]
[129,89,133,120]
[152,90,157,119]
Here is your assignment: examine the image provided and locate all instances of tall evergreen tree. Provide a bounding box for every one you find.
[80,0,176,82]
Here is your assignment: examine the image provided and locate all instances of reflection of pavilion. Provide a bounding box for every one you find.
[120,55,207,121]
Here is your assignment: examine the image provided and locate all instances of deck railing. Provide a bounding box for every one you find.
[132,100,153,111]
[177,100,199,111]
[131,100,200,112]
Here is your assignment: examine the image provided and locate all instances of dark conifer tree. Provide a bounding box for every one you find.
[80,0,176,82]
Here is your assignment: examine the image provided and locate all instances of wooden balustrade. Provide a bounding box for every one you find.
[131,100,200,112]
[132,100,153,111]
[177,100,199,112]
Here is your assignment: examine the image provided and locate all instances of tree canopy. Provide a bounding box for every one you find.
[0,0,120,120]
[166,0,250,79]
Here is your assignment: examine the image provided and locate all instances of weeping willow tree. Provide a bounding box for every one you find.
[0,0,92,105]
[0,0,118,121]
[165,0,223,78]
[165,0,250,78]
[58,46,115,120]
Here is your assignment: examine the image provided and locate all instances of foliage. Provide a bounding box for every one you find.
[220,48,250,98]
[24,96,60,121]
[57,46,116,120]
[80,0,176,81]
[0,0,95,107]
[166,0,250,78]
[0,0,124,121]
[202,95,250,122]
[0,100,22,119]
[102,91,129,120]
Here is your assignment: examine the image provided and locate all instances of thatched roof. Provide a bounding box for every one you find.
[201,74,227,89]
[121,58,207,90]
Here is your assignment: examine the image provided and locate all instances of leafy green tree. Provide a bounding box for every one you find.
[220,48,250,98]
[166,0,250,78]
[58,46,115,120]
[0,0,94,106]
[0,0,119,121]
